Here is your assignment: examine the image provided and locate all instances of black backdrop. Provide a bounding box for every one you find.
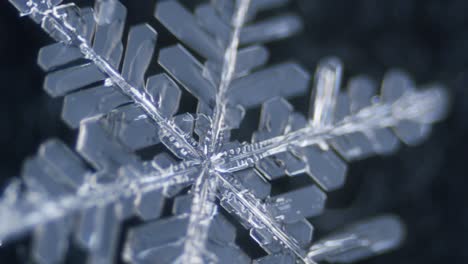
[0,0,467,263]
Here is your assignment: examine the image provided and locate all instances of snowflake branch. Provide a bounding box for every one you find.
[0,161,199,242]
[206,0,252,153]
[214,86,449,172]
[215,172,317,264]
[15,1,203,159]
[177,168,219,264]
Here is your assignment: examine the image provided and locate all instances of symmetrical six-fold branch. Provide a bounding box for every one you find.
[1,0,448,263]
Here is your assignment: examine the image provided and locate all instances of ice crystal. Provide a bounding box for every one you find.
[1,0,448,263]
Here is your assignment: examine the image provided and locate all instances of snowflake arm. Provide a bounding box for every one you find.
[214,62,449,176]
[10,0,203,160]
[215,171,318,263]
[208,0,251,153]
[0,137,200,263]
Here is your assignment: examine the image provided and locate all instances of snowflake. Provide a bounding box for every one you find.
[1,0,448,263]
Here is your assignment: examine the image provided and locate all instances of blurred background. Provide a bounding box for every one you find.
[0,0,466,263]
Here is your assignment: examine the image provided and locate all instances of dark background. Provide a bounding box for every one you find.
[0,0,467,263]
